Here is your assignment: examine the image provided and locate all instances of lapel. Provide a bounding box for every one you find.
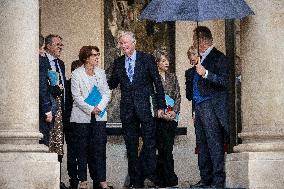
[42,56,52,70]
[57,59,66,85]
[119,55,128,82]
[57,59,65,75]
[202,47,217,69]
[132,51,142,84]
[78,66,92,94]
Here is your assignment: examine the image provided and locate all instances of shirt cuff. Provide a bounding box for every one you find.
[203,70,208,78]
[45,111,52,116]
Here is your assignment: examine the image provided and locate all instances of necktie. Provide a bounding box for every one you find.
[54,59,62,85]
[127,57,134,82]
[54,59,65,110]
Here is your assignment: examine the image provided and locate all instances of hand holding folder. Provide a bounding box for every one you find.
[165,94,179,122]
[48,70,59,86]
[84,85,106,118]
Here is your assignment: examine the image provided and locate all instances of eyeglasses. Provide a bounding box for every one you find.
[90,52,100,57]
[51,43,64,47]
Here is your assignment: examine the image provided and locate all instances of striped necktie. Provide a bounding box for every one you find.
[54,59,62,85]
[127,57,134,82]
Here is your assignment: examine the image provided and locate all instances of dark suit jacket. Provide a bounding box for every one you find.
[108,51,166,122]
[185,47,230,131]
[39,55,66,119]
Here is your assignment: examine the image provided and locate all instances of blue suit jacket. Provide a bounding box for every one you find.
[108,51,166,122]
[185,47,230,132]
[39,55,66,118]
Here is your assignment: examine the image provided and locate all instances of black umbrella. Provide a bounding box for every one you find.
[140,0,254,56]
[140,0,254,22]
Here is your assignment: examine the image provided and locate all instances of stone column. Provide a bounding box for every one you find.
[226,0,284,188]
[0,1,60,188]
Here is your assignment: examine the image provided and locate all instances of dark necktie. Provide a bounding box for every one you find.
[54,59,65,110]
[54,59,62,85]
[127,57,134,82]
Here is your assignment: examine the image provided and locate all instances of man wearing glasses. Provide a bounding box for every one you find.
[39,34,66,151]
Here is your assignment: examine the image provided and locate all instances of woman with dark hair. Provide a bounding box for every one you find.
[152,47,181,188]
[70,46,112,189]
[64,59,82,189]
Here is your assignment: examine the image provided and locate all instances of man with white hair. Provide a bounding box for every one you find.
[108,31,166,188]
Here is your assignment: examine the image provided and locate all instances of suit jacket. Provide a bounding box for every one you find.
[162,72,181,113]
[185,47,229,131]
[39,55,66,119]
[108,51,166,122]
[152,72,181,116]
[70,66,111,123]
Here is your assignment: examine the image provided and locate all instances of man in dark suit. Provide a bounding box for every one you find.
[39,34,66,147]
[108,31,166,188]
[185,26,229,188]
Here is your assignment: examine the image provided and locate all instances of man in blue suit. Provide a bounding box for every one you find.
[39,34,66,147]
[108,31,166,188]
[185,26,229,188]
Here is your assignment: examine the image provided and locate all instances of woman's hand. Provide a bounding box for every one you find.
[167,111,176,120]
[92,106,101,115]
[157,109,164,118]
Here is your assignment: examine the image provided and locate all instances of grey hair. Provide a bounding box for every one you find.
[44,34,62,49]
[153,46,168,63]
[118,31,136,44]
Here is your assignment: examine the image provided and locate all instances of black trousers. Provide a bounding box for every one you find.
[195,100,225,185]
[67,117,107,182]
[39,117,52,146]
[122,116,156,187]
[155,118,178,187]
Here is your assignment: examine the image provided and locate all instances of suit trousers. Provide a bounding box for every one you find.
[68,117,107,182]
[122,116,156,187]
[195,99,225,185]
[65,122,78,183]
[88,117,107,183]
[155,118,178,187]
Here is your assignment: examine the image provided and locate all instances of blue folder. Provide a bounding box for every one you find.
[48,70,59,86]
[84,85,106,117]
[165,94,179,122]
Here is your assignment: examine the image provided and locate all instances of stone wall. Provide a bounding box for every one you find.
[40,0,104,78]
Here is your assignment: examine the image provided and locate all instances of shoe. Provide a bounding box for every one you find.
[210,183,224,188]
[190,180,211,188]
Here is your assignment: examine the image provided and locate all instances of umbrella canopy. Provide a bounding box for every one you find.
[140,0,254,22]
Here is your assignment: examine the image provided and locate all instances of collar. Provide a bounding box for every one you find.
[125,50,137,62]
[46,52,57,62]
[200,45,214,59]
